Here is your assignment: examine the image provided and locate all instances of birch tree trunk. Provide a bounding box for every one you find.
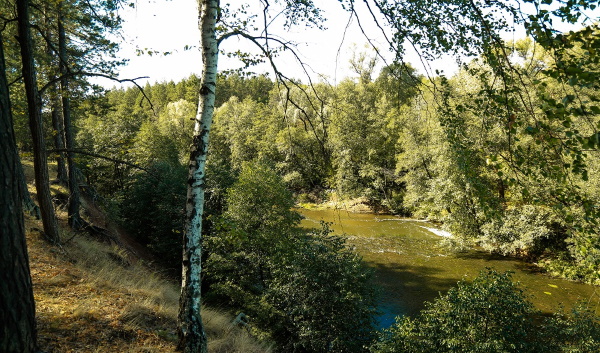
[0,30,37,353]
[16,0,61,243]
[177,0,218,351]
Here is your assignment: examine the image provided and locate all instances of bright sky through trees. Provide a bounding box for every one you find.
[111,1,598,88]
[112,0,457,87]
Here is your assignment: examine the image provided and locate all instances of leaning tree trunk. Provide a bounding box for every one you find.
[58,6,82,229]
[177,0,218,351]
[16,0,60,243]
[0,30,37,353]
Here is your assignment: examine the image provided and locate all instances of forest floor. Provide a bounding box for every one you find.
[23,161,270,353]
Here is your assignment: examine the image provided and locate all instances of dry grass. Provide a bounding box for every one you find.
[28,215,270,352]
[24,161,270,352]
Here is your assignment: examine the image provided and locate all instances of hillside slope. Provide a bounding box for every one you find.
[23,164,269,352]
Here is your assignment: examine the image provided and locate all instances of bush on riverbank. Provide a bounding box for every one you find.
[204,161,378,352]
[371,269,600,353]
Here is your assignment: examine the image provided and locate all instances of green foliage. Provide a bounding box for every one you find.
[372,269,600,353]
[205,161,377,352]
[393,21,600,279]
[272,83,332,192]
[372,270,539,353]
[155,99,196,163]
[212,97,280,172]
[266,224,378,353]
[215,73,274,107]
[328,71,414,206]
[205,161,302,307]
[225,160,301,232]
[376,0,515,60]
[84,50,599,284]
[542,305,600,352]
[480,205,567,257]
[119,162,186,270]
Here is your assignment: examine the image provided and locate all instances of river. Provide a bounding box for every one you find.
[298,208,600,327]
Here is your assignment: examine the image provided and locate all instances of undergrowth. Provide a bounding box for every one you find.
[22,160,270,352]
[27,214,270,352]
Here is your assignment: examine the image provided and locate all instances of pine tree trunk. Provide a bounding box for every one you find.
[177,0,218,351]
[58,7,82,229]
[51,96,68,184]
[17,154,41,219]
[16,0,61,243]
[0,30,37,353]
[45,3,68,185]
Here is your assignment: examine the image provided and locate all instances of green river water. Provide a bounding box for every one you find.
[298,208,600,327]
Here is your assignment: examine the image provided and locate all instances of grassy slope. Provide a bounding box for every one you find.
[24,164,270,352]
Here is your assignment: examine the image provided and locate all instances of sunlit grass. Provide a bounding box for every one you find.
[23,157,270,352]
[28,212,270,352]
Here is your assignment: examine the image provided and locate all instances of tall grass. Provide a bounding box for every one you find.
[28,211,270,352]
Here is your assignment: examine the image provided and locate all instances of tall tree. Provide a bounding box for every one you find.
[16,0,60,243]
[42,2,68,185]
[177,0,217,351]
[178,0,326,350]
[58,2,82,229]
[0,29,37,353]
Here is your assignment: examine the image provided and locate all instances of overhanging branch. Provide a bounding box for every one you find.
[47,148,160,180]
[40,71,155,113]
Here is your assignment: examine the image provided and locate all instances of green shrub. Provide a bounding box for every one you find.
[119,162,186,270]
[542,305,600,352]
[480,205,567,258]
[205,160,378,352]
[265,224,378,353]
[372,269,600,353]
[372,269,539,353]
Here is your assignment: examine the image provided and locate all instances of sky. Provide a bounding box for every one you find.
[108,0,598,89]
[108,0,456,88]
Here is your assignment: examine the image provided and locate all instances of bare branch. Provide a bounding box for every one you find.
[47,148,160,180]
[40,71,156,113]
[8,74,23,87]
[350,1,432,96]
[218,29,330,160]
[0,16,17,32]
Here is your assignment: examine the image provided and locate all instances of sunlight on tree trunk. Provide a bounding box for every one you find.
[16,0,60,243]
[177,0,218,351]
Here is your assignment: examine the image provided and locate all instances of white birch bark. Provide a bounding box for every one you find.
[177,0,218,351]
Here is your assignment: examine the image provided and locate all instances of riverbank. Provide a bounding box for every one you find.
[298,207,600,324]
[298,196,390,214]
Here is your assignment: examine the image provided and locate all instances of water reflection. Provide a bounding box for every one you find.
[299,208,600,327]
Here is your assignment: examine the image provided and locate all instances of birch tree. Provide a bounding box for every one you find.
[177,0,217,350]
[178,0,325,351]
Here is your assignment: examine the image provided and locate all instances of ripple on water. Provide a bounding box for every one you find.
[298,207,600,327]
[419,225,453,238]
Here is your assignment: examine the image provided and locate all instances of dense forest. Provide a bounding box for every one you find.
[2,0,600,352]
